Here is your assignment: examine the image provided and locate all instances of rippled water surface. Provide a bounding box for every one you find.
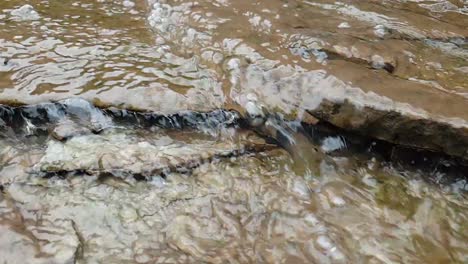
[1,0,467,263]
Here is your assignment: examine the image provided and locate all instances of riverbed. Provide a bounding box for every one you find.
[0,0,467,263]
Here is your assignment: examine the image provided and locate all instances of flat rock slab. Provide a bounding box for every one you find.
[231,65,468,160]
[0,0,467,159]
[34,127,274,179]
[1,137,466,263]
[308,99,468,160]
[50,119,94,141]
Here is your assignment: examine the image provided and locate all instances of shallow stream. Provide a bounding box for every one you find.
[0,0,467,263]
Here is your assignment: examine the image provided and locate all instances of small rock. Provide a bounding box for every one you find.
[330,196,346,206]
[51,121,92,141]
[371,54,386,69]
[245,101,265,127]
[455,66,468,74]
[290,179,310,199]
[135,254,152,263]
[212,52,224,64]
[302,111,319,125]
[304,214,319,226]
[373,25,387,38]
[310,49,328,64]
[337,22,351,29]
[123,0,135,8]
[362,173,377,187]
[320,136,346,153]
[10,5,40,21]
[316,235,334,250]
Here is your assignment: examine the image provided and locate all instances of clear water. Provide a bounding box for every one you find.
[0,0,467,263]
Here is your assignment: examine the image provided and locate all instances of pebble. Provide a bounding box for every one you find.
[123,1,135,8]
[330,196,346,206]
[10,5,40,21]
[371,54,386,69]
[135,254,152,263]
[362,173,377,187]
[316,235,334,250]
[374,24,387,38]
[245,101,265,127]
[338,22,351,29]
[51,121,92,141]
[320,136,346,153]
[304,214,319,226]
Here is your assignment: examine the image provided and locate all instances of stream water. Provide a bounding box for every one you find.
[0,0,467,263]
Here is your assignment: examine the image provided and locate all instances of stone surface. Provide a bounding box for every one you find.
[9,4,40,21]
[1,1,468,263]
[50,120,93,141]
[0,0,467,159]
[1,122,467,263]
[149,0,468,158]
[309,99,468,159]
[35,127,274,178]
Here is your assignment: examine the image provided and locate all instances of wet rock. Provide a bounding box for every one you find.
[61,98,113,132]
[245,101,265,127]
[35,128,275,179]
[320,136,347,154]
[374,24,388,38]
[50,120,92,141]
[122,1,135,8]
[337,22,351,29]
[1,0,467,162]
[308,99,468,160]
[10,5,40,21]
[229,61,468,160]
[0,0,467,263]
[1,119,467,263]
[301,111,319,125]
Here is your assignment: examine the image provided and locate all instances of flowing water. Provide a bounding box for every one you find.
[0,0,467,263]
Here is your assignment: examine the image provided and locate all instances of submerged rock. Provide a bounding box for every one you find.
[10,5,40,21]
[50,119,93,141]
[0,99,242,140]
[1,0,467,161]
[308,99,468,160]
[1,0,467,263]
[229,63,468,160]
[35,127,275,179]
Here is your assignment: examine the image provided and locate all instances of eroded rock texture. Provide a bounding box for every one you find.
[2,0,466,158]
[0,0,467,263]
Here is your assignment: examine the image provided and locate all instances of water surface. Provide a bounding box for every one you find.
[0,0,467,263]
